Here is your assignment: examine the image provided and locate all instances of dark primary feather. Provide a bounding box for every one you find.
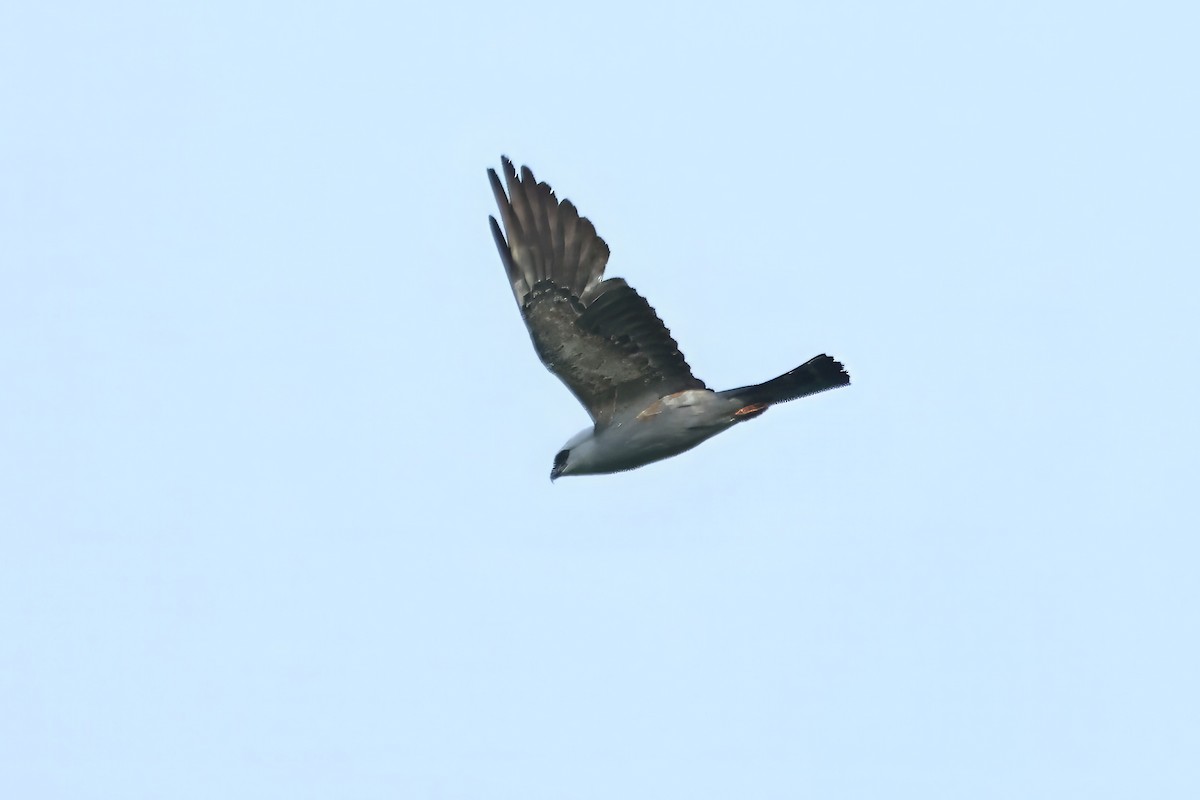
[488,157,704,425]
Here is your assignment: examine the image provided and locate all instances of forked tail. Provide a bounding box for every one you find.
[719,354,850,414]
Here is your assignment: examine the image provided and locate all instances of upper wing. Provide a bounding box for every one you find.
[488,157,705,426]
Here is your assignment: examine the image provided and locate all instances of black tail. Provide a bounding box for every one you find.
[719,354,850,407]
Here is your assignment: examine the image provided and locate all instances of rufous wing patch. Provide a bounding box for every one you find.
[636,399,664,420]
[733,402,769,420]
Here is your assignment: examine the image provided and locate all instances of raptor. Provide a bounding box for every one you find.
[488,157,850,480]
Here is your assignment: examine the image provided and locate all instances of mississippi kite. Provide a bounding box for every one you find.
[488,157,849,479]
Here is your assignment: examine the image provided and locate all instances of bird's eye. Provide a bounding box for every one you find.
[554,450,569,469]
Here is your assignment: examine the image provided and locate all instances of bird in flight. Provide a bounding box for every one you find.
[488,157,849,480]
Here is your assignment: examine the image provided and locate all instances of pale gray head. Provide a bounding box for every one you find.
[550,428,596,481]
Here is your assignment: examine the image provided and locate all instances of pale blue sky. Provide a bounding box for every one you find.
[2,1,1197,798]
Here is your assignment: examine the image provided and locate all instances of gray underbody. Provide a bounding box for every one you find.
[559,389,746,477]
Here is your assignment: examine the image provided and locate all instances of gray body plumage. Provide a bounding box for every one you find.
[487,157,849,479]
[557,389,744,477]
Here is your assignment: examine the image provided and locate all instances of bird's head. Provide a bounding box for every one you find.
[550,448,570,481]
[550,428,596,481]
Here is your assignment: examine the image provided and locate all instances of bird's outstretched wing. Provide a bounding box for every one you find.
[488,157,704,426]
